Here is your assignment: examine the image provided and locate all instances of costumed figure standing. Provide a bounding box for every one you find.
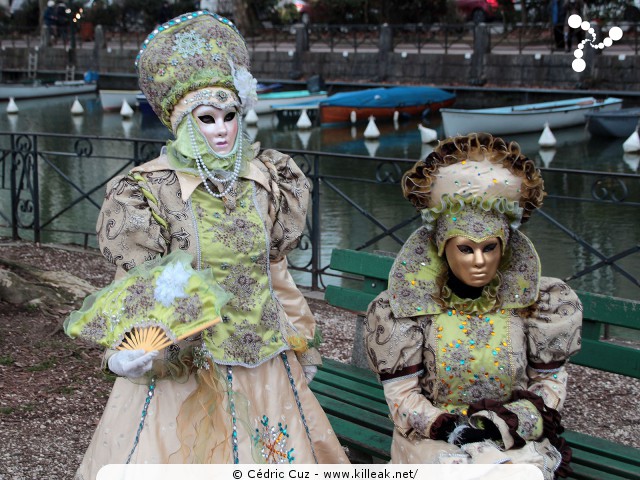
[65,11,348,479]
[363,133,582,479]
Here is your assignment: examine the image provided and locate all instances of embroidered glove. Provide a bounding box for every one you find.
[303,365,318,383]
[107,349,158,378]
[447,421,502,446]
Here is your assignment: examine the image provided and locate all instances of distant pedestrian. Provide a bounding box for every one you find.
[548,0,566,50]
[563,0,584,52]
[158,1,171,23]
[55,2,69,47]
[43,0,58,45]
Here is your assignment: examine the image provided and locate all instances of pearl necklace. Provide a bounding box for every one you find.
[187,115,243,199]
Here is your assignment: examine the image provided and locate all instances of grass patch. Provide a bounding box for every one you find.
[0,406,15,415]
[0,355,14,366]
[26,359,56,372]
[55,385,76,395]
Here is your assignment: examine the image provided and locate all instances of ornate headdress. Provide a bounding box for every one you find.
[135,11,257,133]
[388,133,546,317]
[135,11,259,200]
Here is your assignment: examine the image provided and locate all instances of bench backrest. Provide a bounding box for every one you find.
[325,248,640,379]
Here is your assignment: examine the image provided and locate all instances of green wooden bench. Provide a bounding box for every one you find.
[309,248,640,479]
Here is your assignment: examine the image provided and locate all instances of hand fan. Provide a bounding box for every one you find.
[64,250,232,352]
[117,317,220,352]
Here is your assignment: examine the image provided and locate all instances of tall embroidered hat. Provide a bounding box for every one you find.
[387,133,547,317]
[135,11,257,132]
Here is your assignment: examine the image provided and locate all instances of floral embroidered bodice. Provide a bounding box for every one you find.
[191,180,294,366]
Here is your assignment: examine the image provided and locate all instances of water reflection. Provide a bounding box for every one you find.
[0,94,637,299]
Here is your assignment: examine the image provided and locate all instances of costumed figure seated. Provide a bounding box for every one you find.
[363,133,582,479]
[64,11,348,478]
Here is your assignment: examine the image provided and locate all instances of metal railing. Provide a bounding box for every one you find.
[2,22,639,55]
[0,131,638,297]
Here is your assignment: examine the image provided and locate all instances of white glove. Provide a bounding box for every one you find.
[303,365,318,384]
[107,349,158,378]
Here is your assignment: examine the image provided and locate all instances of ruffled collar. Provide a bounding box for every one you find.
[441,274,501,314]
[388,226,541,318]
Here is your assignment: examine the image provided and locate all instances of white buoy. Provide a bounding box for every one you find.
[364,139,379,157]
[364,116,380,139]
[538,148,556,168]
[393,111,400,130]
[120,99,134,118]
[71,115,84,133]
[296,109,312,129]
[350,110,357,124]
[244,108,259,126]
[418,124,438,144]
[6,97,18,114]
[538,122,556,148]
[70,97,84,115]
[7,113,18,130]
[623,128,640,153]
[297,130,311,149]
[351,126,357,139]
[623,152,640,172]
[246,126,259,143]
[121,118,133,137]
[420,143,434,161]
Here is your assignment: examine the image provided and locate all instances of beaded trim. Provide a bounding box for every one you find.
[226,366,240,464]
[125,376,156,464]
[187,114,243,198]
[135,11,242,69]
[281,352,318,463]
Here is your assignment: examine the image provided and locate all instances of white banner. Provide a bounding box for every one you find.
[97,464,543,480]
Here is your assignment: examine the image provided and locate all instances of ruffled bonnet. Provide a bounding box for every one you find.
[388,133,546,317]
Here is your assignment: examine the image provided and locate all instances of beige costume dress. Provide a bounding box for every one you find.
[364,226,582,479]
[75,147,348,479]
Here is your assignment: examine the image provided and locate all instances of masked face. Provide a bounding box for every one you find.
[192,104,239,155]
[444,236,502,288]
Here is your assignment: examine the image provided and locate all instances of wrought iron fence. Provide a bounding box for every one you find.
[2,22,639,55]
[0,131,638,298]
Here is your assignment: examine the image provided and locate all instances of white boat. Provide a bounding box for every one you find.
[99,89,141,112]
[0,80,97,101]
[254,89,327,115]
[441,97,623,137]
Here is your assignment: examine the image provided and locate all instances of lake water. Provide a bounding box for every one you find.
[0,93,638,302]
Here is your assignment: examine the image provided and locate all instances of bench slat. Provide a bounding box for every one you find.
[325,286,376,313]
[571,338,640,378]
[329,249,395,280]
[569,446,640,479]
[313,391,395,435]
[564,430,640,469]
[325,413,391,460]
[577,290,640,330]
[310,381,391,417]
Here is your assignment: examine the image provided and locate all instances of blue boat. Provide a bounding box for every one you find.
[319,86,456,124]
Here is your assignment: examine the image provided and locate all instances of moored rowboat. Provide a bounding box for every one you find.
[0,80,97,101]
[319,86,456,125]
[441,97,623,137]
[585,108,640,138]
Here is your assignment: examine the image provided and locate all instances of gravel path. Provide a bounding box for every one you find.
[0,241,638,480]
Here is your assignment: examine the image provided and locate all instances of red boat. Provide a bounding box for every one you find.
[319,86,456,125]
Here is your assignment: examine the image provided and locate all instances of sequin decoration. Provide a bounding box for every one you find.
[253,415,295,464]
[125,376,156,464]
[173,29,206,57]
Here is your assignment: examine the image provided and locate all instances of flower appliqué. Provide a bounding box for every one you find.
[253,415,295,464]
[172,30,207,58]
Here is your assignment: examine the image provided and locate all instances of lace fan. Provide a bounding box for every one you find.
[64,251,232,351]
